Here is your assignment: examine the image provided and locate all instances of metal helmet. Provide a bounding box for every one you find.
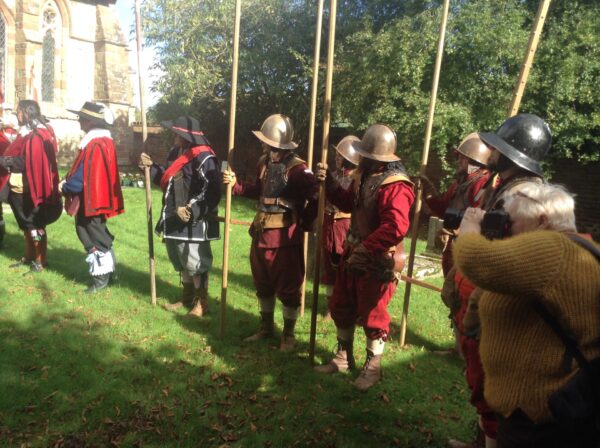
[252,114,298,150]
[353,124,400,162]
[479,114,551,176]
[333,135,360,166]
[456,133,493,166]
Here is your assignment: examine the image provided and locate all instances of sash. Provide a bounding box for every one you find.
[159,145,214,191]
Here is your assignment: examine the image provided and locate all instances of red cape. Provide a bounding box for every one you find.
[67,137,124,218]
[0,127,60,207]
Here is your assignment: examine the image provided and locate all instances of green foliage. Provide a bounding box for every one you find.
[0,190,473,446]
[143,0,600,178]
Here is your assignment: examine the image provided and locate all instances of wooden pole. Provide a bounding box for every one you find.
[508,0,551,117]
[300,0,325,317]
[135,0,156,305]
[399,0,450,347]
[220,0,242,340]
[309,0,337,365]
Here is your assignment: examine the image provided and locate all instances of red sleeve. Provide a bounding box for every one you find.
[424,181,457,217]
[362,181,415,254]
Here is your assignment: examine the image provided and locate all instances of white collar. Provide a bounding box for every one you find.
[79,128,112,149]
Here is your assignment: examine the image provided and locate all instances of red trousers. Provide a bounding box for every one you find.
[250,238,304,308]
[454,273,498,439]
[329,253,396,340]
[321,215,350,285]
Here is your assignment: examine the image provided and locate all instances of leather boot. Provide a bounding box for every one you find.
[11,232,35,267]
[280,318,297,352]
[188,288,208,318]
[314,339,355,373]
[244,312,275,342]
[354,350,382,391]
[85,273,110,294]
[164,282,195,311]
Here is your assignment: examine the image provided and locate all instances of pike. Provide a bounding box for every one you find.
[399,0,450,346]
[135,0,157,305]
[309,0,338,365]
[219,0,242,339]
[300,0,325,317]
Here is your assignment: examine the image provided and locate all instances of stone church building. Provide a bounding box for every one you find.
[0,0,134,164]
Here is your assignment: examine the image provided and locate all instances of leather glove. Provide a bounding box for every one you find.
[139,152,153,168]
[316,162,328,182]
[345,243,373,276]
[176,205,192,223]
[222,170,237,185]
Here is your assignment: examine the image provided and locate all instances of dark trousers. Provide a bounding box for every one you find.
[75,212,114,253]
[8,192,62,231]
[497,409,600,448]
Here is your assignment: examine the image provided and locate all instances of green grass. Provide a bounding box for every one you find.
[0,188,475,447]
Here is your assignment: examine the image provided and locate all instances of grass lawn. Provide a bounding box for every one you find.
[0,187,476,447]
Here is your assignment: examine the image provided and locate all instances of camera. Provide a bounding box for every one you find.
[443,208,464,230]
[443,207,511,239]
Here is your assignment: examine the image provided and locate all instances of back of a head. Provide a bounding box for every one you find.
[18,100,44,127]
[503,183,576,233]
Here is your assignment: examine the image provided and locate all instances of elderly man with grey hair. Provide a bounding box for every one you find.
[454,182,600,448]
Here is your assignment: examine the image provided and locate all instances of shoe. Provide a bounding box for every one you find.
[85,274,110,294]
[187,288,208,318]
[164,283,195,311]
[354,351,382,391]
[280,334,297,352]
[314,339,355,374]
[244,312,275,342]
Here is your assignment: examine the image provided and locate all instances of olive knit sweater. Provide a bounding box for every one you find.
[454,231,600,423]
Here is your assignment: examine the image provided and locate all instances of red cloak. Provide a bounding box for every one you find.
[67,137,124,218]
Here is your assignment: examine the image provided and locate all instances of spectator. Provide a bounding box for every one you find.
[454,183,600,448]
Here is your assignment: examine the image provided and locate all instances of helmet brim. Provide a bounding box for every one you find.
[352,140,400,162]
[479,132,543,177]
[252,130,298,150]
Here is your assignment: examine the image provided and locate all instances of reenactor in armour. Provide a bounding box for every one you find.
[422,133,494,276]
[314,124,415,390]
[222,114,319,352]
[321,136,360,319]
[449,114,552,448]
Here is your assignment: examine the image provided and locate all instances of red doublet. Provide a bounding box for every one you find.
[68,137,124,218]
[328,180,414,340]
[235,161,318,305]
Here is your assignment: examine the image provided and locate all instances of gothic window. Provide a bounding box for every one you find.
[42,30,55,102]
[0,14,5,103]
[41,2,60,103]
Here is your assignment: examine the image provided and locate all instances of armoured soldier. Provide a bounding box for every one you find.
[449,114,552,448]
[314,124,415,390]
[222,114,319,351]
[139,116,221,317]
[422,133,493,276]
[321,135,360,319]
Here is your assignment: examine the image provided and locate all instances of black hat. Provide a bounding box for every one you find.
[67,102,114,126]
[479,114,551,177]
[161,116,210,146]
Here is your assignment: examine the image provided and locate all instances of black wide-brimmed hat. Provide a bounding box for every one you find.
[161,116,210,146]
[67,102,114,126]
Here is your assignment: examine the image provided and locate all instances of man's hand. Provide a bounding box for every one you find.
[345,243,372,275]
[139,152,153,169]
[316,162,328,182]
[222,170,236,185]
[58,179,66,193]
[458,207,485,236]
[176,205,192,223]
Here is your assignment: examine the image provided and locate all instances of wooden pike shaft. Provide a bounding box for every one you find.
[399,0,450,347]
[508,0,551,117]
[301,0,325,317]
[135,0,156,305]
[309,0,337,365]
[220,0,242,340]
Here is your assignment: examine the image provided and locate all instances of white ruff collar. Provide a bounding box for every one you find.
[79,128,112,150]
